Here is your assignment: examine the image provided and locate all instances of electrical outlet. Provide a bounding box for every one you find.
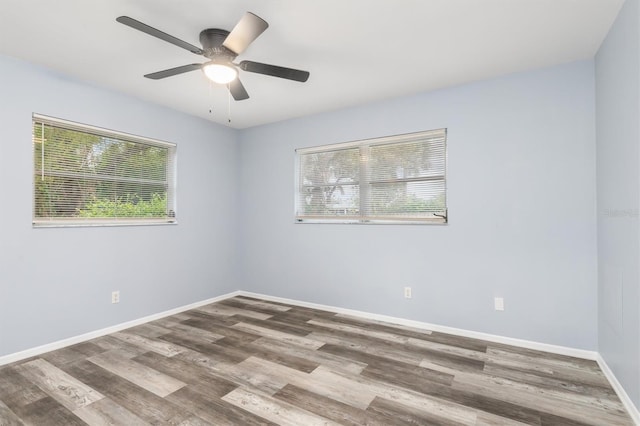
[111,290,120,304]
[404,287,412,299]
[494,297,504,311]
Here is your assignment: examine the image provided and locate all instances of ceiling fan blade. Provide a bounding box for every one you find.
[239,61,310,82]
[229,78,250,101]
[222,12,269,55]
[116,16,203,55]
[144,64,203,80]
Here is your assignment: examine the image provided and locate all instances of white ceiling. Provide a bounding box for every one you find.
[0,0,624,129]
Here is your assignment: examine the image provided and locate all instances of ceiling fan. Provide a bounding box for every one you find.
[116,12,310,101]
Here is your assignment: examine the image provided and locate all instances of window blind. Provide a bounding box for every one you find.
[297,147,361,219]
[296,129,447,224]
[32,114,177,227]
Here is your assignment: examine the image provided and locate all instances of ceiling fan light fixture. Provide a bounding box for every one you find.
[202,62,237,84]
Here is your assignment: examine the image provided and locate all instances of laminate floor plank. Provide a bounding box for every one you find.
[155,332,222,357]
[195,303,273,320]
[365,363,544,425]
[334,313,435,337]
[178,317,261,344]
[231,322,324,350]
[125,322,174,338]
[73,397,150,426]
[538,412,593,426]
[148,312,192,329]
[474,411,534,426]
[231,314,314,337]
[40,342,106,367]
[310,365,480,424]
[205,362,290,396]
[219,299,292,315]
[456,368,627,415]
[132,351,238,397]
[211,336,265,363]
[235,295,293,306]
[482,363,619,401]
[0,296,634,425]
[273,384,395,426]
[319,343,455,387]
[221,354,377,410]
[112,331,188,357]
[308,318,433,346]
[313,317,491,369]
[175,415,213,426]
[452,370,630,425]
[222,386,342,426]
[226,297,293,312]
[11,396,86,426]
[308,330,426,366]
[249,337,368,375]
[314,330,486,374]
[0,399,23,426]
[166,386,277,426]
[158,333,250,365]
[171,348,226,373]
[201,324,264,344]
[165,322,226,343]
[264,311,334,328]
[0,366,49,409]
[241,342,321,373]
[62,359,193,425]
[219,356,307,396]
[180,310,240,326]
[423,332,491,353]
[483,348,610,388]
[331,314,486,352]
[487,343,601,371]
[487,345,604,372]
[270,306,339,322]
[15,358,104,411]
[296,365,378,410]
[367,396,470,426]
[89,335,149,357]
[88,350,186,398]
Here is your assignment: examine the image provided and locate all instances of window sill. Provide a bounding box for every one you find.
[33,219,178,228]
[295,218,447,225]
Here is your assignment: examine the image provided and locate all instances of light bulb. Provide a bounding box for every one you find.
[202,63,238,84]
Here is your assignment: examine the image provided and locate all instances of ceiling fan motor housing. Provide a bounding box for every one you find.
[199,29,236,61]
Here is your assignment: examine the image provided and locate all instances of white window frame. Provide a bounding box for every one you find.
[295,129,447,225]
[32,114,177,228]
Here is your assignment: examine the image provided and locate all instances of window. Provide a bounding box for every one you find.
[33,114,177,227]
[295,129,447,224]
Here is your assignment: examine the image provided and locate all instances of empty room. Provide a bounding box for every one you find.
[0,0,639,424]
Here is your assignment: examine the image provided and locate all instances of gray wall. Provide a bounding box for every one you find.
[238,60,598,350]
[0,54,239,357]
[595,0,640,408]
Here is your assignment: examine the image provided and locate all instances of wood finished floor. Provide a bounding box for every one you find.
[0,296,633,425]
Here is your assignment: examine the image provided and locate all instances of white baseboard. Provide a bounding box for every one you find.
[3,289,637,425]
[0,291,240,367]
[239,291,598,361]
[597,354,640,425]
[0,290,596,365]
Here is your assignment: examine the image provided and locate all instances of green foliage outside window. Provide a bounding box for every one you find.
[78,193,168,218]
